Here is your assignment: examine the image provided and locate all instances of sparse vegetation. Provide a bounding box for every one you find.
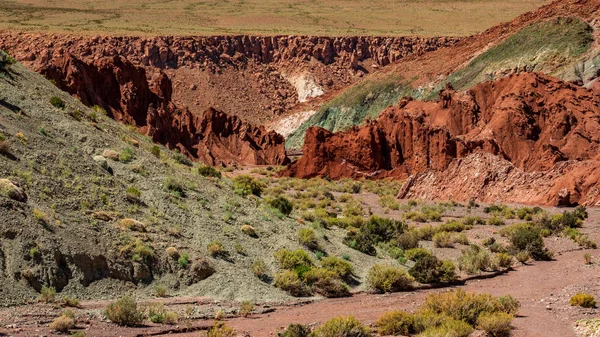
[367,264,413,292]
[310,316,371,337]
[199,166,222,178]
[50,96,66,109]
[105,296,145,326]
[570,293,596,308]
[234,175,265,197]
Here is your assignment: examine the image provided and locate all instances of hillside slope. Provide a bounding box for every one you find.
[0,60,380,305]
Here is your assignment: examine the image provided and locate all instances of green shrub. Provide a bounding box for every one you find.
[492,253,513,270]
[50,96,65,109]
[507,224,551,260]
[207,241,225,257]
[321,256,354,279]
[105,296,145,326]
[239,300,254,317]
[198,166,222,178]
[298,228,319,249]
[154,285,168,298]
[275,270,306,296]
[278,324,310,337]
[151,145,161,158]
[274,249,313,269]
[208,322,236,337]
[252,259,269,278]
[125,186,141,203]
[173,152,193,166]
[487,216,505,226]
[343,216,406,255]
[50,315,75,332]
[163,177,185,197]
[404,247,433,262]
[395,231,420,250]
[270,196,294,215]
[233,175,264,197]
[462,216,485,226]
[376,311,414,335]
[178,253,190,268]
[570,293,596,308]
[310,316,371,337]
[409,255,457,284]
[419,319,473,337]
[515,251,530,264]
[39,286,56,303]
[148,303,178,324]
[477,312,514,337]
[119,147,135,163]
[458,245,490,275]
[367,264,413,293]
[304,268,350,298]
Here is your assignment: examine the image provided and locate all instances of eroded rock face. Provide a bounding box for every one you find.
[282,72,600,205]
[43,54,288,166]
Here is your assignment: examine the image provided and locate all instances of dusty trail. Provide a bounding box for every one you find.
[220,250,598,337]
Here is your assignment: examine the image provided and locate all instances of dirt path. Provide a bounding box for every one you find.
[220,249,598,337]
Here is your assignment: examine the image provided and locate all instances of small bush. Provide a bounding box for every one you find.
[33,208,48,224]
[178,253,190,268]
[477,312,514,337]
[154,285,168,297]
[270,196,294,215]
[199,166,222,178]
[419,319,473,337]
[173,152,193,166]
[487,216,505,226]
[321,256,354,279]
[151,145,161,158]
[405,247,433,262]
[0,139,10,155]
[164,177,185,197]
[59,296,80,307]
[310,316,370,337]
[239,300,254,317]
[275,249,313,269]
[278,324,311,337]
[50,96,66,109]
[395,231,420,250]
[252,259,269,279]
[376,310,415,335]
[125,186,142,203]
[241,224,257,237]
[515,251,530,264]
[207,241,225,257]
[584,253,593,265]
[409,255,457,284]
[492,253,513,270]
[570,293,596,308]
[304,268,350,298]
[233,175,264,197]
[458,245,490,275]
[275,270,306,296]
[39,286,56,303]
[119,147,135,163]
[50,315,75,332]
[508,224,551,260]
[208,322,236,337]
[166,247,179,258]
[105,296,145,326]
[367,264,413,293]
[148,303,178,324]
[298,228,319,249]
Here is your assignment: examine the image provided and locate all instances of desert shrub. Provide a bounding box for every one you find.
[207,241,225,257]
[105,296,144,326]
[420,289,519,325]
[163,177,185,197]
[165,247,179,259]
[236,224,256,237]
[234,175,264,197]
[39,285,56,303]
[198,166,222,178]
[119,147,135,163]
[477,312,514,337]
[58,296,80,307]
[151,145,161,158]
[310,316,371,337]
[584,253,593,265]
[120,219,146,232]
[0,138,9,155]
[507,224,551,260]
[214,309,225,321]
[570,293,596,308]
[125,186,141,203]
[173,152,193,166]
[404,247,433,262]
[458,245,490,275]
[298,228,319,249]
[153,285,168,297]
[487,216,505,226]
[343,216,406,255]
[274,249,313,270]
[405,211,429,223]
[432,231,467,248]
[419,319,473,337]
[462,216,485,226]
[33,208,48,224]
[421,205,443,221]
[177,253,190,268]
[409,255,457,284]
[483,204,509,214]
[208,322,236,337]
[395,231,420,250]
[132,239,153,262]
[367,264,413,293]
[379,194,400,210]
[278,324,311,337]
[50,96,65,109]
[321,256,354,279]
[270,196,294,215]
[252,259,269,279]
[492,253,513,270]
[148,303,178,324]
[515,251,530,264]
[239,301,254,317]
[375,310,415,336]
[50,315,75,332]
[304,268,350,298]
[275,270,306,296]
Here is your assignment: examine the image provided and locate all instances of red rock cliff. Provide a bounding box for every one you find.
[44,54,288,166]
[281,72,600,205]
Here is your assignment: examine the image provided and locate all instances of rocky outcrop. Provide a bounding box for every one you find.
[44,54,288,166]
[282,72,600,205]
[0,34,460,69]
